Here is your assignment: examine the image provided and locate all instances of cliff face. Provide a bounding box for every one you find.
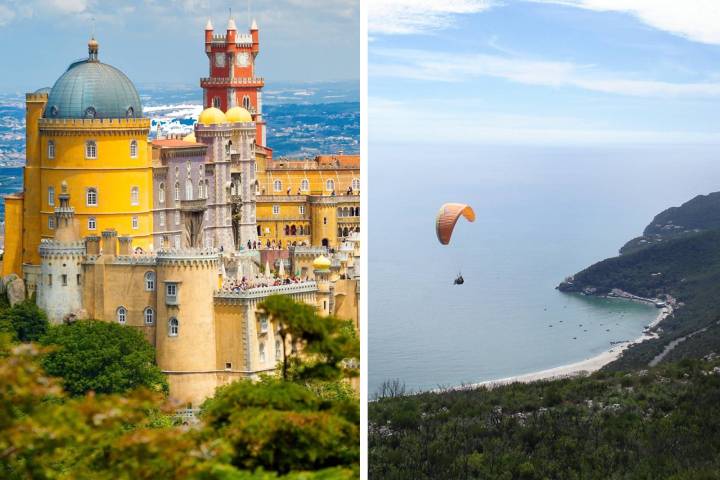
[559,192,720,370]
[620,191,720,254]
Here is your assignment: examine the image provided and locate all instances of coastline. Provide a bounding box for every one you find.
[452,295,674,391]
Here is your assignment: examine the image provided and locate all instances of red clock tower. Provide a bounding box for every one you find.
[201,16,267,146]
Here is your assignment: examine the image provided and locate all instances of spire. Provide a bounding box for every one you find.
[251,18,258,30]
[88,36,99,62]
[205,18,213,30]
[227,7,237,30]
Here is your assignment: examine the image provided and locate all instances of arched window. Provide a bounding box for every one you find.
[175,211,181,225]
[47,140,55,159]
[343,207,349,217]
[284,225,290,235]
[130,140,138,159]
[343,227,349,237]
[145,272,155,291]
[352,178,360,190]
[131,216,139,229]
[337,207,343,218]
[86,187,98,206]
[169,317,179,336]
[259,342,266,363]
[116,306,127,324]
[48,186,55,206]
[48,216,55,230]
[337,227,342,237]
[158,183,165,203]
[212,97,220,108]
[275,339,282,361]
[144,307,154,325]
[290,225,297,235]
[88,216,96,230]
[185,178,193,200]
[273,180,282,192]
[130,186,139,206]
[242,95,251,110]
[299,205,305,215]
[323,217,327,225]
[355,207,360,216]
[300,179,309,192]
[326,179,335,192]
[159,211,165,226]
[272,205,279,215]
[85,140,97,159]
[174,182,180,201]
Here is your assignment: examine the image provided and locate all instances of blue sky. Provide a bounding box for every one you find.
[369,0,720,144]
[0,0,358,91]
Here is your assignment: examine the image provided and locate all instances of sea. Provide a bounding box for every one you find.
[369,143,720,394]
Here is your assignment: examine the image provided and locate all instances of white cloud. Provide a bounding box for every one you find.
[0,5,16,26]
[369,0,495,35]
[372,48,720,97]
[530,0,720,45]
[370,96,720,144]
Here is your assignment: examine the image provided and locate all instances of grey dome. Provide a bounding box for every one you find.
[44,57,143,119]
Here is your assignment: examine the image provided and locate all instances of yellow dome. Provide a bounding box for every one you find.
[182,132,196,142]
[225,106,253,123]
[313,255,331,270]
[197,107,227,125]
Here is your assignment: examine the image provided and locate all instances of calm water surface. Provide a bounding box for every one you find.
[369,144,720,394]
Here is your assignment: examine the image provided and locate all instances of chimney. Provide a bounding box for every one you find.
[101,229,118,257]
[118,236,133,256]
[86,236,100,255]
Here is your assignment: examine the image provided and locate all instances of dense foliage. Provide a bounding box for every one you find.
[0,295,359,478]
[40,320,169,396]
[0,299,48,342]
[369,358,720,479]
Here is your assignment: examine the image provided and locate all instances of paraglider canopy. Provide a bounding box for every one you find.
[436,203,476,245]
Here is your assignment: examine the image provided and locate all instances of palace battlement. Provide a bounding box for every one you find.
[215,281,318,301]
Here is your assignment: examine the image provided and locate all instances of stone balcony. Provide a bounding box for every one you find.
[180,198,207,212]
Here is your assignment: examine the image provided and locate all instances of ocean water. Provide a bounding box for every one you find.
[369,143,720,394]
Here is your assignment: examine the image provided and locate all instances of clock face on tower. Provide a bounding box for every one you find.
[214,53,225,67]
[236,52,250,67]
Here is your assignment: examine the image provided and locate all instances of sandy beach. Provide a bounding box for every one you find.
[457,299,674,391]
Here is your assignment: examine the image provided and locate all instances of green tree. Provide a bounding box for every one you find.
[40,319,168,396]
[201,377,359,475]
[258,295,359,381]
[0,299,48,342]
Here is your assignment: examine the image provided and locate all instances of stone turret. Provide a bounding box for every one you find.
[37,186,84,323]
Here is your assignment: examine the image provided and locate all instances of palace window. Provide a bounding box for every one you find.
[175,211,180,225]
[47,140,55,159]
[185,178,193,200]
[130,140,138,159]
[48,186,55,206]
[212,97,221,108]
[174,235,180,249]
[159,183,165,203]
[259,315,269,333]
[86,188,98,206]
[323,217,327,225]
[61,274,67,286]
[174,182,180,201]
[168,317,179,336]
[272,205,279,215]
[326,179,335,192]
[85,140,97,159]
[159,211,165,227]
[166,283,178,305]
[116,307,127,324]
[259,342,266,363]
[88,216,96,230]
[242,95,251,110]
[300,179,309,192]
[131,186,139,206]
[275,340,282,361]
[299,205,305,215]
[145,272,155,291]
[48,216,55,230]
[225,362,232,370]
[144,307,154,325]
[352,178,360,190]
[131,216,139,229]
[273,180,282,192]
